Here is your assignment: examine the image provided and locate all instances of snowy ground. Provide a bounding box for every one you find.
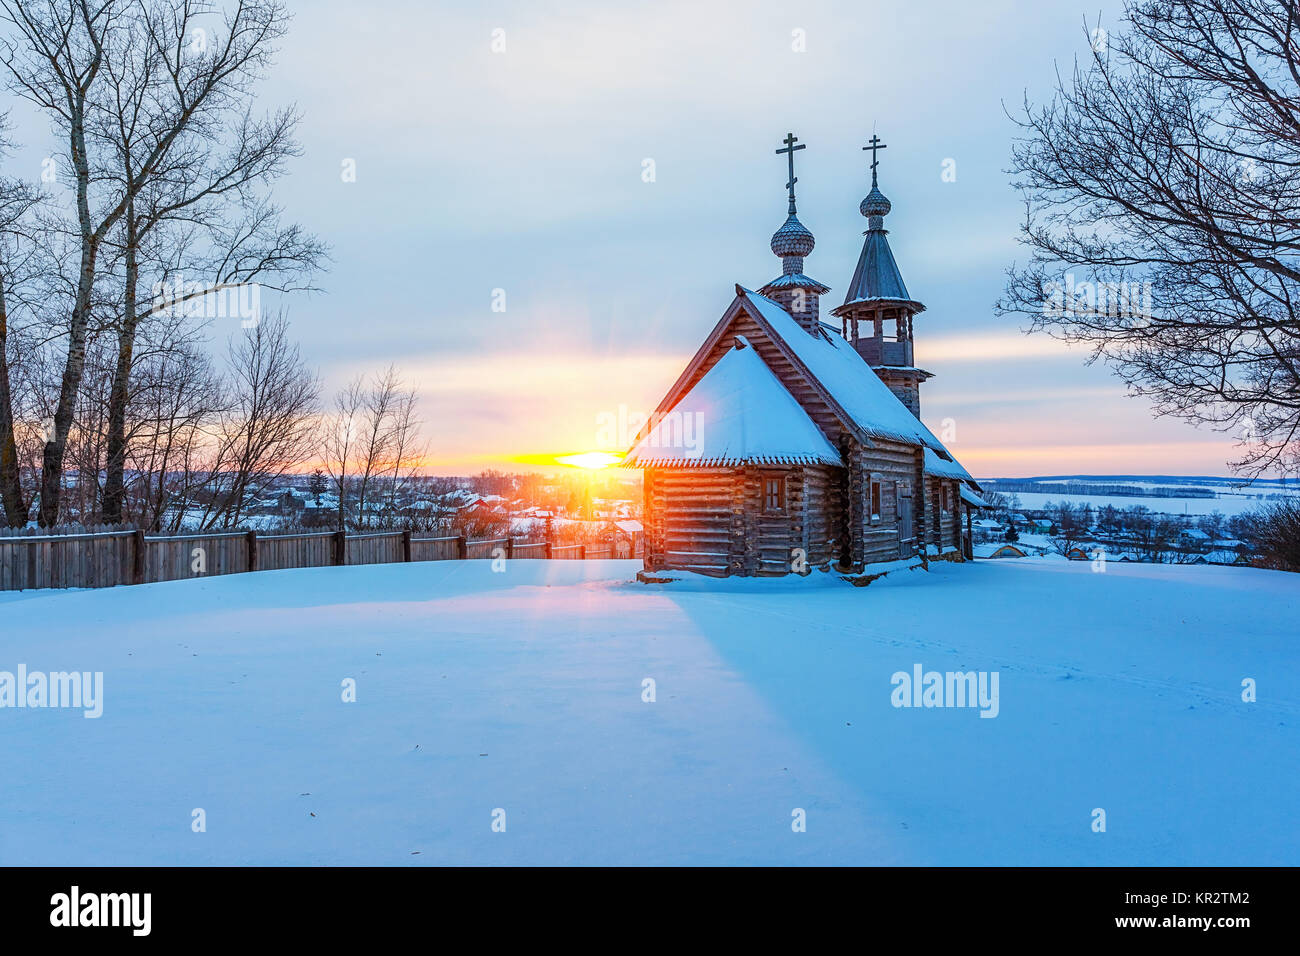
[1,558,1296,865]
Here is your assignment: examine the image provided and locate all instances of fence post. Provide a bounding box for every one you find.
[246,529,259,573]
[544,541,553,559]
[579,544,586,560]
[402,530,412,562]
[456,535,467,560]
[333,529,347,566]
[132,528,145,585]
[505,537,514,559]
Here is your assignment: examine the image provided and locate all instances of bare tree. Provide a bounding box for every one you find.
[322,374,363,531]
[456,506,509,541]
[0,0,303,524]
[1049,501,1088,556]
[0,119,41,526]
[119,309,221,529]
[472,469,513,497]
[1123,505,1180,561]
[1,0,117,525]
[93,0,323,524]
[195,311,317,528]
[1001,0,1300,477]
[352,367,400,530]
[382,382,424,528]
[321,367,424,530]
[414,475,460,534]
[1241,498,1300,570]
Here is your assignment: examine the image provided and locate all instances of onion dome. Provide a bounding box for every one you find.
[860,184,892,223]
[771,213,815,258]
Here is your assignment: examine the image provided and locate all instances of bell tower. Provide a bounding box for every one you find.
[831,135,931,416]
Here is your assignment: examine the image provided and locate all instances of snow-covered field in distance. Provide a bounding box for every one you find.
[979,474,1299,517]
[1007,491,1266,516]
[1,558,1295,865]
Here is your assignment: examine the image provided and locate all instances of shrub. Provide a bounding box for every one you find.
[1240,500,1300,572]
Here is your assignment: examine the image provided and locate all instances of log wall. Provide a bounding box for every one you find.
[639,444,964,575]
[644,463,848,577]
[645,467,735,576]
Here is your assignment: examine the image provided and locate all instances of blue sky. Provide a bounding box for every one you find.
[12,0,1253,475]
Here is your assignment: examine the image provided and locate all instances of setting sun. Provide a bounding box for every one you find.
[556,452,623,470]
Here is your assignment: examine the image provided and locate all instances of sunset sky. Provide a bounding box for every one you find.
[14,0,1252,477]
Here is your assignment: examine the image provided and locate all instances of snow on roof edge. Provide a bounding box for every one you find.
[625,337,843,469]
[629,453,843,467]
[924,446,975,482]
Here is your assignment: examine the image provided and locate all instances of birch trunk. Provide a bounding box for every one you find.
[0,272,26,525]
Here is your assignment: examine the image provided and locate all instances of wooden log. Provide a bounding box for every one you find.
[728,468,746,576]
[246,530,259,573]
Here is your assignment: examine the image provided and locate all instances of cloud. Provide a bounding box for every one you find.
[918,332,1085,364]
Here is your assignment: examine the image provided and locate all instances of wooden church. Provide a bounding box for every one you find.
[626,134,985,577]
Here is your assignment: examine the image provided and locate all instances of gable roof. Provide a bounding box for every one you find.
[625,336,842,468]
[738,289,959,454]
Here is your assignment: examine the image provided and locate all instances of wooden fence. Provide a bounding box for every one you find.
[0,529,640,593]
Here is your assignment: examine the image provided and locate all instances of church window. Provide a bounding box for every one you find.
[764,476,786,513]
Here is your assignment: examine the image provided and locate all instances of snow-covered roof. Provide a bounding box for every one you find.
[625,336,842,468]
[924,446,975,482]
[739,289,960,457]
[981,543,1027,558]
[759,270,826,293]
[1197,549,1247,565]
[615,519,644,533]
[960,485,989,508]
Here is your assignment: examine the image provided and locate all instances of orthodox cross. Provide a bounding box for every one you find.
[864,134,887,185]
[775,132,805,214]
